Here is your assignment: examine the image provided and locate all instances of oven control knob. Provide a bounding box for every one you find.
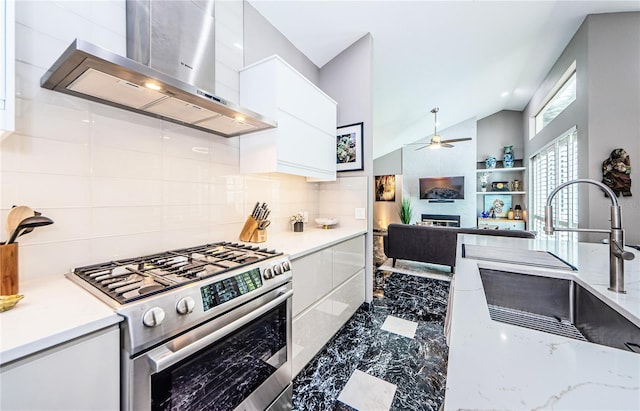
[142,307,165,327]
[273,264,284,276]
[282,261,291,272]
[263,267,274,280]
[176,297,196,315]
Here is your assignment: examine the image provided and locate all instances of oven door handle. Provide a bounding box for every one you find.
[147,288,293,373]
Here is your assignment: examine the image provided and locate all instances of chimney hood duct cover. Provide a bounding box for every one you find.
[40,40,276,137]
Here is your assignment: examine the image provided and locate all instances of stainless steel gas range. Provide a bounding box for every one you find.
[68,242,293,411]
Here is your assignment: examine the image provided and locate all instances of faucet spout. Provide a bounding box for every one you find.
[544,178,631,293]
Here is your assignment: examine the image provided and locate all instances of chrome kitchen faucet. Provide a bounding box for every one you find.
[545,178,635,293]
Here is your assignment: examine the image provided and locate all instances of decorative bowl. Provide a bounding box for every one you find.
[315,218,338,229]
[0,294,24,312]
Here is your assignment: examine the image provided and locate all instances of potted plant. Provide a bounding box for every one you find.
[398,198,413,224]
[290,213,304,232]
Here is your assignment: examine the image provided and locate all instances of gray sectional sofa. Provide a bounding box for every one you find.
[382,223,535,272]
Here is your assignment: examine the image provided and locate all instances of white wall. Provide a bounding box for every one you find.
[401,117,478,227]
[0,0,338,281]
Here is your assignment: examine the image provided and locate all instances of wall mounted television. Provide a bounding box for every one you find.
[419,176,465,200]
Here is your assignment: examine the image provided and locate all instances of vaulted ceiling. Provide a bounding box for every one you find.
[248,1,640,158]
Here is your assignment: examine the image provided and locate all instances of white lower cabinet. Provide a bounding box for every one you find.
[292,236,365,376]
[0,325,120,411]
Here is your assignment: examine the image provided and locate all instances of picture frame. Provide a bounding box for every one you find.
[375,175,396,201]
[336,122,364,172]
[484,194,512,218]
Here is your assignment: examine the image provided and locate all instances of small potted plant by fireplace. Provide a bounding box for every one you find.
[398,198,413,224]
[290,213,304,232]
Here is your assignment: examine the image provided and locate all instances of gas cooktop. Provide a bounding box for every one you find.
[72,242,282,305]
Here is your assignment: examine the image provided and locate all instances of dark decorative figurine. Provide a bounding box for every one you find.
[602,148,632,197]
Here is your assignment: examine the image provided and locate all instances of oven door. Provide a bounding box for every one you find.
[123,284,293,411]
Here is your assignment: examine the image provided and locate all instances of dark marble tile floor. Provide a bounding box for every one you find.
[292,271,450,411]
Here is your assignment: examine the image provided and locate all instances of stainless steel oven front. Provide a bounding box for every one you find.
[122,282,293,411]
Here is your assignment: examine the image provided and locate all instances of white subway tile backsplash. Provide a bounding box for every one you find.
[210,140,240,166]
[91,177,163,207]
[1,172,92,209]
[15,22,77,70]
[91,144,162,180]
[19,240,92,279]
[161,181,209,206]
[91,206,162,237]
[15,98,91,143]
[1,133,90,176]
[162,205,212,230]
[90,107,163,154]
[10,207,92,245]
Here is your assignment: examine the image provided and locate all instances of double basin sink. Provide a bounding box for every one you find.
[479,268,640,354]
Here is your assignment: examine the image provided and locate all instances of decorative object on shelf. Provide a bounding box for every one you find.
[485,156,497,169]
[336,122,364,172]
[481,211,490,218]
[484,194,512,218]
[602,148,632,197]
[398,198,413,224]
[290,212,304,232]
[315,218,338,229]
[491,181,509,192]
[375,175,396,201]
[479,172,491,192]
[413,107,472,150]
[503,145,515,168]
[514,204,523,220]
[507,208,515,220]
[511,179,522,192]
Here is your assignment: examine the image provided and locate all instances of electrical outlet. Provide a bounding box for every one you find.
[300,211,309,223]
[355,208,366,220]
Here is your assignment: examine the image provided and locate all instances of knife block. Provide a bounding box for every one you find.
[239,216,267,243]
[0,243,19,295]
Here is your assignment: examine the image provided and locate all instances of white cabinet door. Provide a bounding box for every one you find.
[239,55,337,180]
[332,236,365,287]
[292,247,332,317]
[0,326,120,411]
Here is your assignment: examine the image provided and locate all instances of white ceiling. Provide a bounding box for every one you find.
[247,0,640,158]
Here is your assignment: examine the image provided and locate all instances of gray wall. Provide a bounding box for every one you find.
[373,148,402,176]
[319,34,375,302]
[523,12,639,244]
[243,2,319,84]
[477,110,524,162]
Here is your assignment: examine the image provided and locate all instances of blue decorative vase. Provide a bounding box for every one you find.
[485,156,497,169]
[503,145,514,168]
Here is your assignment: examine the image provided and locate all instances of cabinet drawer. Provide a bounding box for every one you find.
[292,298,334,376]
[331,269,365,331]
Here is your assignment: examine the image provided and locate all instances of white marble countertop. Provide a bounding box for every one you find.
[0,226,365,366]
[0,275,122,365]
[240,225,367,260]
[444,234,640,410]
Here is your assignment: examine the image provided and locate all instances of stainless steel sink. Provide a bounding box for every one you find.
[479,268,640,354]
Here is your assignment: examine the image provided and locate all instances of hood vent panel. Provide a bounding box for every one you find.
[41,40,276,137]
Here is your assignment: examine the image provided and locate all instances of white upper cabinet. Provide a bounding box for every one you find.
[239,55,337,181]
[1,0,15,139]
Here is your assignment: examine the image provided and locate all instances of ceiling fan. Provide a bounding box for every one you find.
[414,107,472,150]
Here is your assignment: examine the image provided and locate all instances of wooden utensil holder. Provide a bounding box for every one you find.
[250,229,267,243]
[0,243,19,295]
[238,216,265,243]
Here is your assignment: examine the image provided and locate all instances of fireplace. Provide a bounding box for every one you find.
[420,214,460,227]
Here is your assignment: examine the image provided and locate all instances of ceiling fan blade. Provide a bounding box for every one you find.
[414,145,429,151]
[440,137,472,144]
[441,143,454,148]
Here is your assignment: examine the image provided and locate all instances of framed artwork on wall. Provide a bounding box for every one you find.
[375,175,396,201]
[484,194,512,218]
[336,122,364,172]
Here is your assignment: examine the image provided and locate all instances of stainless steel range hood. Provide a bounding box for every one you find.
[40,1,276,138]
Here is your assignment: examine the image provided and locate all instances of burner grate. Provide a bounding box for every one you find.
[72,242,281,304]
